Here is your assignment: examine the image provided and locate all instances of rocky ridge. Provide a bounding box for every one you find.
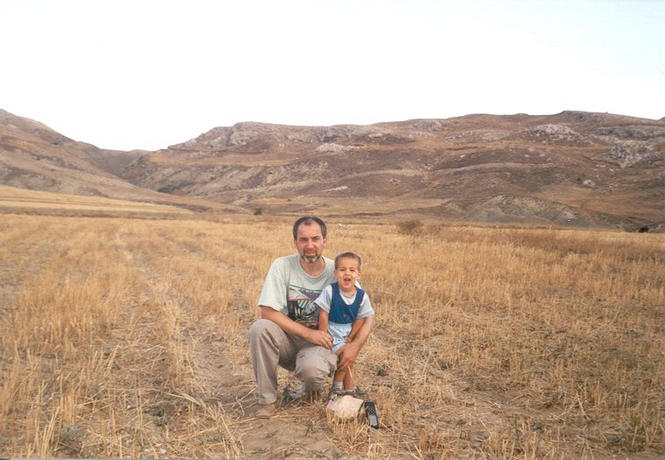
[120,111,665,229]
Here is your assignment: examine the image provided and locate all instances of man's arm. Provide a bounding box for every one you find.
[337,315,373,370]
[318,309,329,333]
[260,306,332,349]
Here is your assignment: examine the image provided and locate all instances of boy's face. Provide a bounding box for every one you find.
[334,256,361,292]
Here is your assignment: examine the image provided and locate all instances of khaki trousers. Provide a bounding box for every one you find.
[248,318,337,405]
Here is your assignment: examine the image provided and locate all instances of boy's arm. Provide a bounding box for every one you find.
[346,317,367,342]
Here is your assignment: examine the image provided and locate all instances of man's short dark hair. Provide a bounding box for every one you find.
[293,216,327,240]
[335,252,362,270]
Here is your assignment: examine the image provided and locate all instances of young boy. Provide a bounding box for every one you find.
[315,252,374,395]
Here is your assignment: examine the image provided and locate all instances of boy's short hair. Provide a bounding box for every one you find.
[335,252,362,270]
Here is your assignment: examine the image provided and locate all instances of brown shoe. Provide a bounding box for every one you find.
[254,402,278,419]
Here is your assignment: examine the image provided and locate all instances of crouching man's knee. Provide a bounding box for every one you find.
[295,346,337,392]
[249,318,279,346]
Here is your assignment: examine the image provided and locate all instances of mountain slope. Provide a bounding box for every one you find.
[1,108,663,227]
[0,109,139,195]
[0,110,238,213]
[120,111,665,228]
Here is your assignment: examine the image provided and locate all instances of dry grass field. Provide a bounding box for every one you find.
[0,185,195,218]
[0,211,663,458]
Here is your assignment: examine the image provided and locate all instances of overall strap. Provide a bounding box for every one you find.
[329,282,365,324]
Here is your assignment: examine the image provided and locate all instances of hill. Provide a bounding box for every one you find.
[122,111,665,228]
[2,109,664,228]
[0,109,239,213]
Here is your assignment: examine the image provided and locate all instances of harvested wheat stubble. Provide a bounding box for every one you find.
[0,214,663,458]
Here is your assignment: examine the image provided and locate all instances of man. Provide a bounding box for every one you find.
[248,216,373,418]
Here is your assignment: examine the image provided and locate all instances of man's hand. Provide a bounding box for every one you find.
[336,340,360,370]
[306,328,333,349]
[261,306,331,347]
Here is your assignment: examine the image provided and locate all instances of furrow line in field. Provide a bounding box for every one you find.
[112,224,253,457]
[112,223,348,458]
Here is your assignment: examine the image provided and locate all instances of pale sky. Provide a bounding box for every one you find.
[1,0,664,151]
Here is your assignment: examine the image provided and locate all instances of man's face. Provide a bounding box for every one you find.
[294,222,326,264]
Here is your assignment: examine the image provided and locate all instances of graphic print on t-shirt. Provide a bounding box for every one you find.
[287,283,322,327]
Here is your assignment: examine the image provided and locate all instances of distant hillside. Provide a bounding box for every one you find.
[0,110,237,213]
[0,109,139,194]
[120,111,665,229]
[1,108,663,228]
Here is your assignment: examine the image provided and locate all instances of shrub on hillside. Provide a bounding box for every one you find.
[397,219,424,235]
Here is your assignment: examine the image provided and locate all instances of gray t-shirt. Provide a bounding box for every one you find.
[258,254,335,328]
